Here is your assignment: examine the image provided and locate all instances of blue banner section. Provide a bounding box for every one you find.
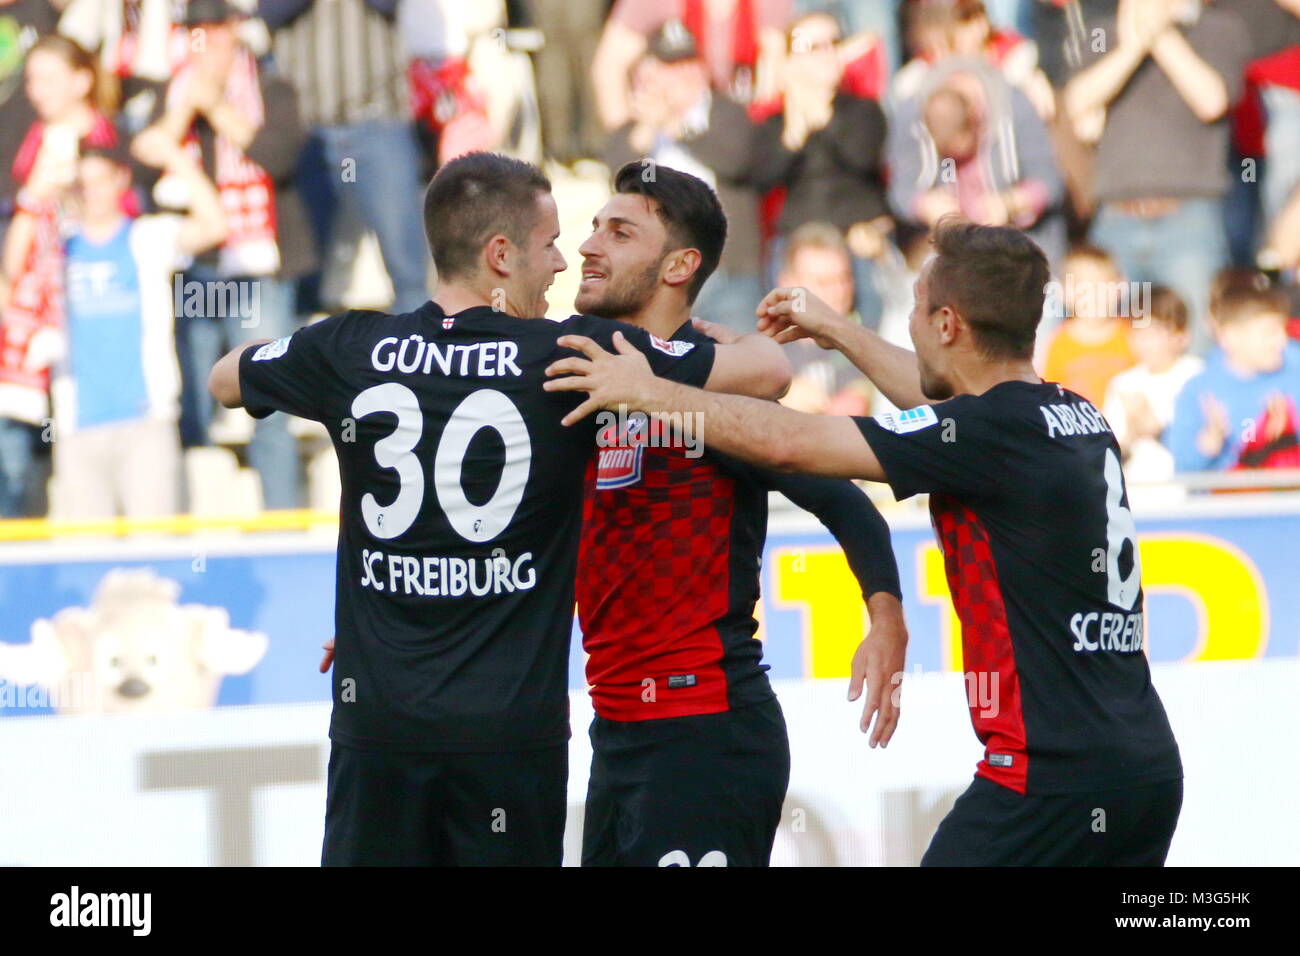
[2,505,1296,715]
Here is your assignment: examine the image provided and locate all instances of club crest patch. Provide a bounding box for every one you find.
[596,414,651,489]
[649,335,695,357]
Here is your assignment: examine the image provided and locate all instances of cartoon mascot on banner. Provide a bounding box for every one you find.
[0,569,267,714]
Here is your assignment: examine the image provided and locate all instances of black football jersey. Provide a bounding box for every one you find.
[238,302,715,752]
[857,381,1182,794]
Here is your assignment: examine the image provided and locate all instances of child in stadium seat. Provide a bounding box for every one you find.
[1042,244,1135,406]
[1102,286,1203,483]
[1169,282,1300,474]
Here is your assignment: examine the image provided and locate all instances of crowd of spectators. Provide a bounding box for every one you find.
[0,0,1298,520]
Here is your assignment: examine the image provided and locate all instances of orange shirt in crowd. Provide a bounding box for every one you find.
[1043,320,1135,406]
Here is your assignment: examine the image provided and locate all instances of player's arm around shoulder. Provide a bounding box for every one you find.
[693,317,793,400]
[545,330,886,481]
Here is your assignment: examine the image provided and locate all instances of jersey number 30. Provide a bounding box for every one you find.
[350,383,531,543]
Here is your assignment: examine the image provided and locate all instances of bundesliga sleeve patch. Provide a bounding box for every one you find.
[874,405,939,434]
[251,336,291,362]
[649,334,695,357]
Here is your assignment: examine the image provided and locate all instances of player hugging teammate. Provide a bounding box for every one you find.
[212,148,1180,867]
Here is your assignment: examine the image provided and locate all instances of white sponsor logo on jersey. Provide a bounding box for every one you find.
[875,405,938,434]
[251,336,291,362]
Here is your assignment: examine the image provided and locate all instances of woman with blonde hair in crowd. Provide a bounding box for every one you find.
[0,34,120,517]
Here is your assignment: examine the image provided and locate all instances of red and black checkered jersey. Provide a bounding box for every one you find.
[578,411,773,721]
[577,323,903,722]
[856,381,1182,795]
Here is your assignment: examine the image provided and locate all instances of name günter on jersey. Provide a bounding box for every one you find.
[355,332,535,599]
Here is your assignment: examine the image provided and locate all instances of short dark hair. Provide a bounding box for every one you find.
[612,161,726,304]
[926,217,1050,359]
[1213,285,1290,327]
[423,152,552,281]
[79,143,133,171]
[1141,285,1189,333]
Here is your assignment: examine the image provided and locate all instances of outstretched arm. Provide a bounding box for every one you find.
[745,465,907,746]
[545,331,885,481]
[209,339,271,408]
[757,287,930,410]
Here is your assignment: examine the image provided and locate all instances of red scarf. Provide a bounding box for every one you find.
[10,112,118,189]
[407,57,497,165]
[2,114,119,419]
[683,0,758,103]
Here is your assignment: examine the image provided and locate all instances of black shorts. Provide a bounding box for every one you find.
[581,697,791,867]
[321,741,568,866]
[922,775,1184,866]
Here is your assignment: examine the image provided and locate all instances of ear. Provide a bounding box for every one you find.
[483,234,513,279]
[188,606,269,675]
[937,305,963,346]
[661,248,702,292]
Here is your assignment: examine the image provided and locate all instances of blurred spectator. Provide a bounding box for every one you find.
[530,0,606,167]
[59,0,176,101]
[402,0,542,170]
[752,9,890,326]
[1220,3,1300,269]
[1042,244,1134,405]
[1102,284,1203,482]
[592,0,793,131]
[1,34,118,518]
[1170,281,1300,473]
[1264,183,1300,280]
[801,0,903,78]
[261,0,429,314]
[133,0,312,509]
[888,60,1065,265]
[50,144,225,519]
[1217,0,1300,278]
[1031,0,1118,89]
[1065,0,1252,352]
[894,0,1055,120]
[775,221,871,414]
[605,22,763,334]
[0,0,60,219]
[402,0,498,173]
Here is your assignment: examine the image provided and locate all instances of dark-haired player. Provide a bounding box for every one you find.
[207,152,790,866]
[547,218,1184,866]
[572,162,908,867]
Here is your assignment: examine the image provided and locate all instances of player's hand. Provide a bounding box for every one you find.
[756,286,849,350]
[319,637,335,674]
[544,331,656,426]
[848,593,907,748]
[690,315,742,345]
